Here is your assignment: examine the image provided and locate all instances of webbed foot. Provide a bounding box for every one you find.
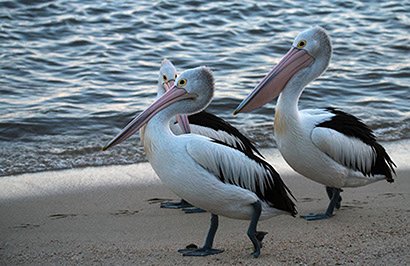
[182,206,206,214]
[178,246,224,256]
[301,212,332,221]
[160,199,193,209]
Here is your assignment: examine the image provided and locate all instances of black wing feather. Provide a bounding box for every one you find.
[317,107,396,182]
[212,139,297,216]
[188,111,264,158]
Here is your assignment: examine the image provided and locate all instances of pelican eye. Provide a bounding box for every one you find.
[174,74,177,79]
[178,79,187,87]
[162,75,167,81]
[297,40,307,49]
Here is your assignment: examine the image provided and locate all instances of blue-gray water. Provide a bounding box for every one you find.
[1,0,409,177]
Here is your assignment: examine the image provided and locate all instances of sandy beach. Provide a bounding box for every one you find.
[0,140,409,265]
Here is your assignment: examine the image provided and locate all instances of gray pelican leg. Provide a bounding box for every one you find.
[178,214,224,256]
[247,200,263,258]
[302,187,342,221]
[256,231,268,248]
[325,186,342,209]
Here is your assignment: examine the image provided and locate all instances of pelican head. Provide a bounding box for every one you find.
[158,59,178,96]
[234,26,332,114]
[103,66,214,150]
[158,59,192,133]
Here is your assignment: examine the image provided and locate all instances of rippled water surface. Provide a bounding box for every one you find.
[1,0,409,176]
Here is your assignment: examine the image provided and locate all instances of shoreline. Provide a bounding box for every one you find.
[2,138,407,180]
[0,140,409,264]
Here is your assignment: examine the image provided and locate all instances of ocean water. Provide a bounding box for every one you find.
[0,0,409,176]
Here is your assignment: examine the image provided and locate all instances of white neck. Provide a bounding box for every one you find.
[274,67,317,139]
[142,105,179,161]
[146,107,175,140]
[276,72,307,119]
[276,46,330,116]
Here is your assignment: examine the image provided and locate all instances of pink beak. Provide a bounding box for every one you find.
[103,85,192,151]
[234,47,314,114]
[164,79,191,134]
[163,79,175,91]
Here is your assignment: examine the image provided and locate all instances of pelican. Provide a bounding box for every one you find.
[103,67,297,257]
[153,59,265,212]
[234,26,396,220]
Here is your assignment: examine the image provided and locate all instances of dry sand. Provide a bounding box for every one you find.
[0,140,409,265]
